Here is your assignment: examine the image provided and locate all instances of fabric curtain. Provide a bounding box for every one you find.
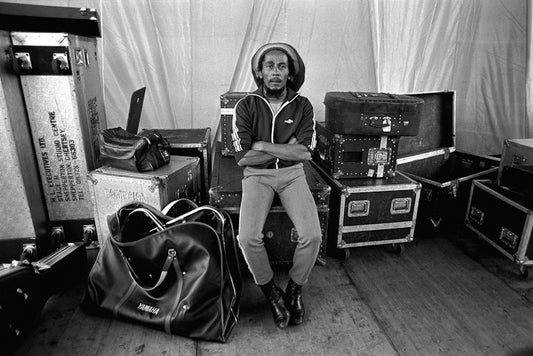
[5,0,530,155]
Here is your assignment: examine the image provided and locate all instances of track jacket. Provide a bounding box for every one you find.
[232,86,316,169]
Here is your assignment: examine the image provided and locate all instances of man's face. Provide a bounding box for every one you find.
[260,50,289,97]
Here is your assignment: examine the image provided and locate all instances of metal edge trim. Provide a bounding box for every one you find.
[340,237,411,248]
[465,179,477,223]
[465,223,517,262]
[341,221,413,233]
[475,180,531,214]
[516,215,533,260]
[456,166,498,183]
[345,182,418,193]
[397,147,456,165]
[410,183,422,236]
[400,172,448,188]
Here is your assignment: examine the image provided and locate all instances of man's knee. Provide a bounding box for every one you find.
[237,232,265,249]
[298,227,322,246]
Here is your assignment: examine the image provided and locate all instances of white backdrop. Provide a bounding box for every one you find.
[4,0,531,155]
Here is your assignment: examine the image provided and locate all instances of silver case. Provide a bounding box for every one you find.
[88,156,201,244]
[14,32,107,223]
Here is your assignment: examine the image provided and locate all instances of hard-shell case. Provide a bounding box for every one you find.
[219,92,249,156]
[10,32,107,242]
[0,242,86,353]
[312,161,421,259]
[209,143,330,264]
[324,92,424,136]
[396,91,499,229]
[465,179,533,278]
[499,165,533,200]
[313,121,400,179]
[88,156,201,244]
[155,128,212,204]
[497,138,533,185]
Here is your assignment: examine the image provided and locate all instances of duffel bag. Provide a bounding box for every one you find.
[82,200,242,343]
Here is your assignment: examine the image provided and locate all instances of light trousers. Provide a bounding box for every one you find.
[238,163,322,286]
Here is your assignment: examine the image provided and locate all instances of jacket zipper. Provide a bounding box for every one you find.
[251,93,299,169]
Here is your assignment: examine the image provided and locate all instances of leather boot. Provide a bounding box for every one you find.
[285,279,304,325]
[259,279,290,329]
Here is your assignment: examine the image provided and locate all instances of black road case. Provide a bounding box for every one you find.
[465,179,533,278]
[155,128,212,204]
[397,91,499,230]
[313,122,400,179]
[324,92,424,136]
[312,161,421,260]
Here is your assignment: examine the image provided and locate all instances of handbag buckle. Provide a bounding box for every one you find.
[168,249,176,258]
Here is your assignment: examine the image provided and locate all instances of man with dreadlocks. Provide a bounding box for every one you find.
[231,43,320,328]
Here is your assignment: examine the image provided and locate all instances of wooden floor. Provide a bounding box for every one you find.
[14,228,533,356]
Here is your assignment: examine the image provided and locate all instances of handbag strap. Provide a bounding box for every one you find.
[161,198,199,216]
[121,248,179,292]
[123,207,166,232]
[165,206,226,228]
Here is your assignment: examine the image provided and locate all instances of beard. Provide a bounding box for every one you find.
[264,85,286,98]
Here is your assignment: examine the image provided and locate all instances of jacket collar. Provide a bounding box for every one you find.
[253,86,298,103]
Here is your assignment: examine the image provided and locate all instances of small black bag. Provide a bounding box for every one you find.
[99,127,171,172]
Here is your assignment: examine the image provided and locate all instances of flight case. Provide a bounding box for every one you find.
[312,161,421,260]
[88,156,202,244]
[154,128,212,204]
[313,121,400,179]
[397,91,499,230]
[323,91,424,136]
[465,179,533,278]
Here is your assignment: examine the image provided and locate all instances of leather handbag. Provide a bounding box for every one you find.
[82,200,242,342]
[99,127,171,172]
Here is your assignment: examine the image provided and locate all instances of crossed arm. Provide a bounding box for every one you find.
[236,137,311,166]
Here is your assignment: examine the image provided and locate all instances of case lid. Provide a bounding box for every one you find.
[397,91,455,159]
[0,2,101,37]
[324,92,424,112]
[92,156,199,180]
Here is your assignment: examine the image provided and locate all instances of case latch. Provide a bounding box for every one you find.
[499,227,518,250]
[347,200,370,217]
[390,197,412,215]
[469,206,484,225]
[367,147,391,165]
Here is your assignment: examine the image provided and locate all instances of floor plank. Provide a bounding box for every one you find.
[343,234,533,356]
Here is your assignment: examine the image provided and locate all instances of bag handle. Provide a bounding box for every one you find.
[165,205,226,228]
[162,198,199,216]
[122,206,166,232]
[113,206,182,292]
[121,248,180,292]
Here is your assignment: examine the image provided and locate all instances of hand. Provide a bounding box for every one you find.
[288,136,298,144]
[251,141,263,151]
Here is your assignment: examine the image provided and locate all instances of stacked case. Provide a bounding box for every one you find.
[465,138,533,278]
[154,128,212,204]
[312,91,425,259]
